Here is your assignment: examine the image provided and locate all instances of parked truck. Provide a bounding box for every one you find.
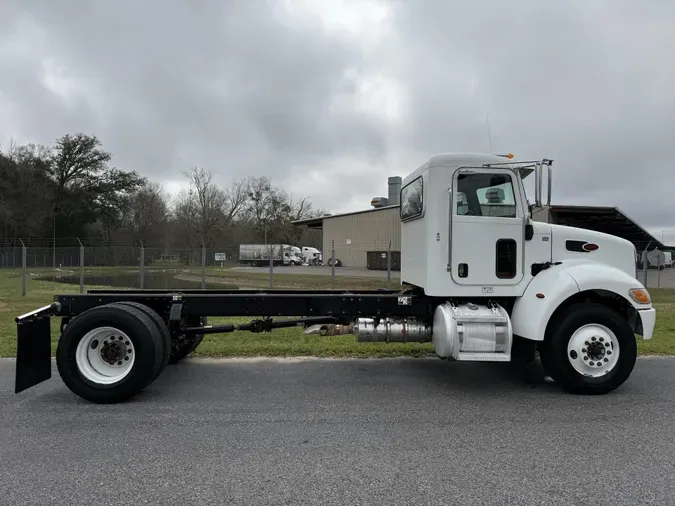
[14,153,656,403]
[289,245,322,265]
[238,243,302,266]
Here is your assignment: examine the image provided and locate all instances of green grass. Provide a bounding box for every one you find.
[0,268,672,358]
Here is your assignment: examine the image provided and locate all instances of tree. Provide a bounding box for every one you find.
[48,133,144,240]
[184,166,228,247]
[125,182,169,244]
[0,144,54,240]
[172,187,200,262]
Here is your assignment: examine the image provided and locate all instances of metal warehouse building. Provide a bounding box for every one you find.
[294,177,665,270]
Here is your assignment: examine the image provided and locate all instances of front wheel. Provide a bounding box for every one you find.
[539,303,637,395]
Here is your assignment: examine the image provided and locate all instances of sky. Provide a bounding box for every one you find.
[1,0,674,242]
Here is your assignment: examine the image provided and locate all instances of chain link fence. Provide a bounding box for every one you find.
[635,244,675,290]
[2,239,400,296]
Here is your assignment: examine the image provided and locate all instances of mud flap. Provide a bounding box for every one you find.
[15,315,52,393]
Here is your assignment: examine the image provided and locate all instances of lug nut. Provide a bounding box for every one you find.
[599,337,604,342]
[117,361,122,365]
[589,361,595,366]
[583,356,588,361]
[124,356,129,361]
[604,358,608,362]
[591,337,596,341]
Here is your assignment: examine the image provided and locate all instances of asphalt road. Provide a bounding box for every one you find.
[1,357,675,505]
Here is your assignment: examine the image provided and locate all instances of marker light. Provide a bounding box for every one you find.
[495,153,515,159]
[629,288,651,305]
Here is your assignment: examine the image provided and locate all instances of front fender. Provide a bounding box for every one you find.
[511,265,580,341]
[511,260,652,341]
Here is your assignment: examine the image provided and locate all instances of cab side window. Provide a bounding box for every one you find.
[456,173,517,218]
[400,176,424,220]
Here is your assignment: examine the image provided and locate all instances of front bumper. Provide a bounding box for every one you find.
[638,308,656,340]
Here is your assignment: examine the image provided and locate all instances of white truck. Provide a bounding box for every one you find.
[300,246,322,265]
[14,152,656,403]
[238,243,302,266]
[289,245,323,265]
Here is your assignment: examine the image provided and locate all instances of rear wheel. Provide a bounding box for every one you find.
[112,301,171,384]
[539,303,637,395]
[56,304,164,403]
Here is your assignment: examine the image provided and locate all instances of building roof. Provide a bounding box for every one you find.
[292,205,400,229]
[294,203,666,250]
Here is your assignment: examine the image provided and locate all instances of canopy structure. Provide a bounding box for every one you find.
[549,205,665,251]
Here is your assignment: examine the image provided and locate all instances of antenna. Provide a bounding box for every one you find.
[486,113,493,152]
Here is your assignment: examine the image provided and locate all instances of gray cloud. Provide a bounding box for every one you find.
[1,0,674,240]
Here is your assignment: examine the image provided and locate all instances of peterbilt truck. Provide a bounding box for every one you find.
[14,153,655,403]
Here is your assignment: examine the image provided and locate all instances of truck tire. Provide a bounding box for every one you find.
[168,316,207,364]
[55,304,165,403]
[111,301,171,384]
[539,302,637,395]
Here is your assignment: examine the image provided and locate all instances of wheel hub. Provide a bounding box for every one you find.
[567,324,619,377]
[99,339,130,365]
[75,327,136,384]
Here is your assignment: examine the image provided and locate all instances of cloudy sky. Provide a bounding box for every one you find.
[1,0,674,241]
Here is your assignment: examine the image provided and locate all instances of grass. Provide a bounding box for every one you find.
[0,268,672,358]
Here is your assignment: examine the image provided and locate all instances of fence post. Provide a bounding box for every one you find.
[658,256,662,289]
[331,240,336,290]
[386,240,392,289]
[268,245,273,289]
[77,238,84,293]
[201,242,206,290]
[20,239,26,297]
[139,241,145,289]
[641,250,648,287]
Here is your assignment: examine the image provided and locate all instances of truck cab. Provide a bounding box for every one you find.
[401,153,639,297]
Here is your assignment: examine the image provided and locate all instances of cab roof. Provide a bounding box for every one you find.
[403,153,539,186]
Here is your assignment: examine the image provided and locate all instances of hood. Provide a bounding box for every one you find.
[549,223,637,278]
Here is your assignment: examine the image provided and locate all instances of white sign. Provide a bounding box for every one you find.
[215,253,227,261]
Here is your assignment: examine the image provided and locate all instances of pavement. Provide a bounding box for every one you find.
[1,356,675,505]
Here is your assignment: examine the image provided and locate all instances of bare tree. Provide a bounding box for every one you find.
[125,182,169,244]
[172,187,200,261]
[223,177,250,226]
[184,166,229,247]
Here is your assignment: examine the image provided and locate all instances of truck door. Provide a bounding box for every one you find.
[450,167,525,286]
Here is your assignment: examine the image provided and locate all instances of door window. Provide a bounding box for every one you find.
[456,173,517,218]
